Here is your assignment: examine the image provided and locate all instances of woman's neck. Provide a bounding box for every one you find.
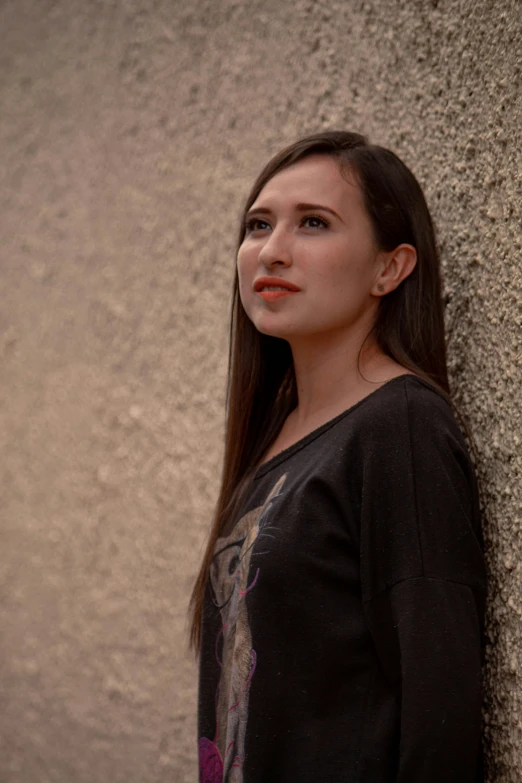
[287,331,409,432]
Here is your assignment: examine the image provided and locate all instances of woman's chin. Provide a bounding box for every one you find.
[255,324,295,340]
[247,312,294,338]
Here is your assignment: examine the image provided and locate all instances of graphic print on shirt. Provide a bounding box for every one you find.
[199,473,287,783]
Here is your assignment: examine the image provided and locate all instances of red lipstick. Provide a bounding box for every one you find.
[253,276,301,302]
[257,290,296,302]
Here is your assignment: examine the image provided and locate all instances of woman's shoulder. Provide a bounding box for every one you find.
[352,372,466,450]
[352,374,478,512]
[357,372,453,418]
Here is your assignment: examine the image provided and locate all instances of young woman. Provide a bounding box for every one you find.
[188,131,487,783]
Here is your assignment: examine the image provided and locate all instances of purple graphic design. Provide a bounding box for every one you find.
[199,737,223,783]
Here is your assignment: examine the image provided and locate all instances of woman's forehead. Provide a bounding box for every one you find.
[252,155,361,211]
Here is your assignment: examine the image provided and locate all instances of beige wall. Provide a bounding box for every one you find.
[1,0,520,780]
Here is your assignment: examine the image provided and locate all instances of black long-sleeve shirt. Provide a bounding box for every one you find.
[197,374,487,783]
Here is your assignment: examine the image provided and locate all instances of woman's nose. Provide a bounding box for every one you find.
[257,227,292,268]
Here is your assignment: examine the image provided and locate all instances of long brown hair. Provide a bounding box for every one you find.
[187,129,470,655]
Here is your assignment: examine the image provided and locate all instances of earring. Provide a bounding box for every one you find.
[376,284,384,293]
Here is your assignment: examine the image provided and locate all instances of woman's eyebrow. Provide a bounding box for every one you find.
[245,202,343,222]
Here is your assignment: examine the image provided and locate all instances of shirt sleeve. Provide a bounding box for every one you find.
[359,379,487,783]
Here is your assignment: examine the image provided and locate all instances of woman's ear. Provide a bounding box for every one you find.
[371,244,417,296]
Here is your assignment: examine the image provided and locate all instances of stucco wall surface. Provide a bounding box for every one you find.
[0,0,520,781]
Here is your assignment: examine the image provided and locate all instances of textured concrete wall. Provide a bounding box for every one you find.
[1,0,520,780]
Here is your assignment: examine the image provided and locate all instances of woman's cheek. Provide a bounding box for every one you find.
[237,273,257,321]
[237,278,251,315]
[236,255,250,294]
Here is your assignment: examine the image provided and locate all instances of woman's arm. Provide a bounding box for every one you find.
[359,379,487,782]
[364,576,484,782]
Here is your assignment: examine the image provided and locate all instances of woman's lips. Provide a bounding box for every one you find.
[253,277,301,293]
[256,290,299,302]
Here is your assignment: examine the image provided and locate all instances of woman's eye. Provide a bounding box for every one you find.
[302,215,329,229]
[244,214,329,234]
[244,218,270,233]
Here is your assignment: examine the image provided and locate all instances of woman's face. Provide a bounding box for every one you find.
[236,154,385,344]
